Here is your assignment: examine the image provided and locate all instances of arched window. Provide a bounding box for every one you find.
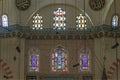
[28,48,39,72]
[32,14,43,30]
[79,48,91,72]
[53,8,66,30]
[76,14,87,30]
[51,46,68,72]
[2,14,8,27]
[112,14,119,28]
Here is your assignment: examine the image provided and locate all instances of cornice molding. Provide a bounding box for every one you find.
[0,24,120,40]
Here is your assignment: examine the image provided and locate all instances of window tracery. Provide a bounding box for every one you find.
[79,48,91,72]
[53,8,66,30]
[32,14,43,30]
[29,48,39,72]
[51,46,68,72]
[2,14,8,27]
[76,14,87,30]
[112,14,119,27]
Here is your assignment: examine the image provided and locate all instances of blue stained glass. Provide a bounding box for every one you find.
[58,58,61,61]
[61,58,65,62]
[82,55,88,67]
[54,57,58,61]
[31,56,37,67]
[58,49,62,55]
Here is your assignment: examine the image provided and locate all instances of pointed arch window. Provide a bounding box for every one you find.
[76,14,87,30]
[29,48,39,72]
[79,48,91,72]
[53,8,66,30]
[2,14,8,27]
[51,46,68,72]
[32,14,43,30]
[112,14,119,28]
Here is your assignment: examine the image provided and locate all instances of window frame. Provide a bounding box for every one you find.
[111,13,119,28]
[51,46,69,72]
[53,8,66,30]
[1,13,9,27]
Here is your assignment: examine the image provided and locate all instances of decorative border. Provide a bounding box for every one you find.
[0,59,13,79]
[107,59,120,80]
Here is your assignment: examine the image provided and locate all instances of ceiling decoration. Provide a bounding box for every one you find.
[89,0,105,11]
[15,0,31,10]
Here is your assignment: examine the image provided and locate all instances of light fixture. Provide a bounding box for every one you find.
[101,56,107,80]
[3,75,8,79]
[73,63,80,67]
[111,42,119,49]
[16,46,21,53]
[112,0,119,80]
[13,56,16,61]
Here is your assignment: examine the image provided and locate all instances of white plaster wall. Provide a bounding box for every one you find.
[94,37,120,80]
[0,38,25,80]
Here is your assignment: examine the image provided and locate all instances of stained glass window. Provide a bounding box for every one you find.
[79,48,90,72]
[32,14,43,30]
[29,48,39,72]
[112,15,119,28]
[51,46,68,72]
[76,14,87,30]
[53,8,66,30]
[2,14,8,27]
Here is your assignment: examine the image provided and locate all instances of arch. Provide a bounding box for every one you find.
[26,3,93,26]
[111,13,119,27]
[32,14,43,30]
[107,59,120,80]
[2,14,8,27]
[76,14,87,30]
[79,47,91,72]
[53,8,66,30]
[51,45,68,72]
[28,48,39,72]
[0,59,13,79]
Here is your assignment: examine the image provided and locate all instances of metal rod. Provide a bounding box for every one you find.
[115,31,118,80]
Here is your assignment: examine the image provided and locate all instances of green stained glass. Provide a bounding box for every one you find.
[62,52,65,57]
[51,46,68,72]
[62,62,65,69]
[54,62,57,68]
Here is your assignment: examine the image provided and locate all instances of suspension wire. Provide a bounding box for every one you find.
[115,31,118,80]
[1,0,3,27]
[65,0,67,30]
[114,0,118,79]
[2,0,3,14]
[0,0,2,73]
[75,0,77,28]
[83,0,87,52]
[114,0,116,14]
